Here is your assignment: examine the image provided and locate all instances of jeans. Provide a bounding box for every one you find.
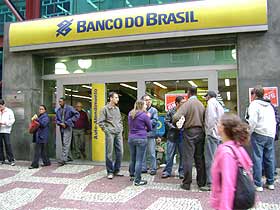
[128,138,147,183]
[251,132,274,186]
[142,137,157,172]
[163,140,183,176]
[0,133,15,162]
[205,135,221,185]
[105,132,123,174]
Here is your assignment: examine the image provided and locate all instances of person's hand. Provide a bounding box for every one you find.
[146,112,151,118]
[60,123,66,128]
[158,147,164,153]
[31,114,38,121]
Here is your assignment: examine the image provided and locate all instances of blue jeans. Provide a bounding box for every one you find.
[105,132,123,174]
[142,137,157,172]
[128,138,147,183]
[251,132,274,186]
[162,140,183,176]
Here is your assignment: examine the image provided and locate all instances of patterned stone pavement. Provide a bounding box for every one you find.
[0,162,279,210]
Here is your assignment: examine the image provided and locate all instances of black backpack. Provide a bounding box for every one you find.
[226,145,255,210]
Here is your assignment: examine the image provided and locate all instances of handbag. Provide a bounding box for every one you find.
[226,145,255,210]
[28,120,40,134]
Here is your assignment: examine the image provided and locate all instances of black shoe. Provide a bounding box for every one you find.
[28,166,39,169]
[134,180,148,186]
[58,161,66,166]
[179,174,184,179]
[150,171,156,176]
[1,161,5,164]
[180,184,190,190]
[41,163,51,167]
[67,156,73,162]
[161,173,170,179]
[130,176,135,181]
[141,170,148,173]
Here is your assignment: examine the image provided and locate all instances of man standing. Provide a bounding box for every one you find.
[56,97,80,166]
[201,91,224,191]
[248,87,276,192]
[0,99,15,166]
[98,92,124,179]
[141,94,158,175]
[173,87,206,190]
[72,102,90,159]
[162,96,186,179]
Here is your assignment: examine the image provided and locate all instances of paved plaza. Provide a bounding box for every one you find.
[0,162,279,210]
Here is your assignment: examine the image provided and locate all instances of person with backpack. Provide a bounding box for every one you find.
[211,114,254,210]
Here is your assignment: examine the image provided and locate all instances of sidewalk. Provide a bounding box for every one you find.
[0,161,279,210]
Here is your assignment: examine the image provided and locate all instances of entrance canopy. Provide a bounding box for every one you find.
[9,0,267,52]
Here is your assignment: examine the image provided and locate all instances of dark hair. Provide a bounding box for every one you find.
[220,114,250,145]
[188,86,197,96]
[251,86,264,98]
[141,94,149,100]
[175,96,184,103]
[59,97,65,101]
[40,105,47,111]
[108,91,118,99]
[0,99,5,105]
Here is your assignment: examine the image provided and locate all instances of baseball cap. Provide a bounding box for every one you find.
[204,91,217,98]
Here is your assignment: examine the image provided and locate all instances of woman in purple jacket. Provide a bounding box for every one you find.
[128,100,152,186]
[29,105,51,169]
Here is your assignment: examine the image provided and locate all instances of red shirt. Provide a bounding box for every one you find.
[74,110,90,129]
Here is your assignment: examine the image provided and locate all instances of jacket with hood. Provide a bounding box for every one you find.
[128,111,152,139]
[210,140,253,210]
[248,99,276,138]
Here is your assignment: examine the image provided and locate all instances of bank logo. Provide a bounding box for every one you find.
[56,19,73,37]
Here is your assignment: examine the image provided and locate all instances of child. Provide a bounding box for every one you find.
[155,136,167,167]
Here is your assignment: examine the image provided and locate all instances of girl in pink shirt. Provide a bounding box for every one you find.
[210,114,253,210]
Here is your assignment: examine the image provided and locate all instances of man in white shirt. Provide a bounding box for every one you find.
[248,87,276,192]
[0,99,16,166]
[201,91,224,191]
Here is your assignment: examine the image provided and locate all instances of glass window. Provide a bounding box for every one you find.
[43,46,236,75]
[126,0,149,8]
[75,0,100,14]
[218,70,238,113]
[41,0,73,18]
[99,0,125,10]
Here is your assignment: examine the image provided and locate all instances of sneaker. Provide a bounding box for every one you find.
[179,174,184,179]
[107,174,114,179]
[114,171,124,177]
[255,186,264,192]
[1,161,5,164]
[10,161,15,166]
[200,186,211,191]
[134,180,147,186]
[28,166,38,169]
[180,184,190,190]
[57,161,66,166]
[265,184,275,190]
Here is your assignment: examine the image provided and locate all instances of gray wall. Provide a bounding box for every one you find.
[238,0,280,166]
[3,24,43,161]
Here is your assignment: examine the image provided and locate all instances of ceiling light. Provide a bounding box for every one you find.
[55,62,69,74]
[120,83,137,90]
[65,94,91,100]
[188,81,198,87]
[73,69,84,74]
[225,79,230,87]
[232,49,236,60]
[78,59,92,69]
[82,85,92,89]
[60,59,67,62]
[227,91,231,101]
[153,82,167,89]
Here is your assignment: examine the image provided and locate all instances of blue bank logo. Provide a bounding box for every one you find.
[56,19,73,37]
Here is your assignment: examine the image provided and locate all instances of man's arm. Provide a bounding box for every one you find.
[173,103,187,124]
[97,107,106,131]
[248,103,258,133]
[165,110,175,130]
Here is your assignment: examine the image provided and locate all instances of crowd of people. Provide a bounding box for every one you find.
[0,85,278,210]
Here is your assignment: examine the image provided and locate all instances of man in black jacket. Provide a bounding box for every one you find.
[161,96,186,179]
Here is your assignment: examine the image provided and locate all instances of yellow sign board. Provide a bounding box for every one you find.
[91,83,105,161]
[9,0,267,51]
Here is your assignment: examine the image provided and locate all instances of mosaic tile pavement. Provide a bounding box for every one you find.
[0,162,279,210]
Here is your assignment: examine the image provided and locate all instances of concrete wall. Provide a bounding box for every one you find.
[3,24,43,161]
[238,0,280,166]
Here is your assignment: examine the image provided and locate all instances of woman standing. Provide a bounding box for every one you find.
[29,105,51,169]
[128,100,152,186]
[210,114,253,210]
